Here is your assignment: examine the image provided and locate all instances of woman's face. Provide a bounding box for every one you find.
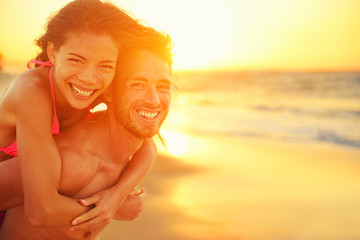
[48,32,118,109]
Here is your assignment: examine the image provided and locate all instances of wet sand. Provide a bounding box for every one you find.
[99,134,360,240]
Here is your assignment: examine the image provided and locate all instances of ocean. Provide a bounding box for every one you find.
[2,70,360,148]
[167,70,360,149]
[1,70,359,149]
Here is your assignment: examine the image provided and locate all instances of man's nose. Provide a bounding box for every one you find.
[77,66,98,84]
[144,86,160,106]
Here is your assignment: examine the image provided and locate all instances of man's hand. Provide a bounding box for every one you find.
[113,188,146,221]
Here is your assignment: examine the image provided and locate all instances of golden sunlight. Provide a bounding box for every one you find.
[1,0,360,72]
[113,0,233,70]
[115,0,360,71]
[158,130,189,157]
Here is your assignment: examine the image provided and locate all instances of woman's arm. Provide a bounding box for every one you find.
[71,138,156,226]
[11,77,91,227]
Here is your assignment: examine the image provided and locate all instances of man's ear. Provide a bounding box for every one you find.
[47,42,56,64]
[102,88,113,103]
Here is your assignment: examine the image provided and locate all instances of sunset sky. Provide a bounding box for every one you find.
[0,0,359,73]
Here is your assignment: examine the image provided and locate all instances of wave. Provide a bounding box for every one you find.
[251,105,360,119]
[182,127,360,149]
[316,130,360,148]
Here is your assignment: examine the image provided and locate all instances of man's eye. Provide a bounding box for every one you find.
[158,84,171,91]
[101,65,114,70]
[132,83,144,88]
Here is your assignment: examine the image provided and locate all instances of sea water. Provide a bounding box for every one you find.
[2,70,359,148]
[166,70,360,148]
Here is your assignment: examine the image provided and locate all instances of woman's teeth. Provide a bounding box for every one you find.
[138,110,159,120]
[71,84,94,97]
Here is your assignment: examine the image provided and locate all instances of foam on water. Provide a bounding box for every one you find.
[167,70,360,148]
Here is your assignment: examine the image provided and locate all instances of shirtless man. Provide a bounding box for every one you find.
[0,29,173,239]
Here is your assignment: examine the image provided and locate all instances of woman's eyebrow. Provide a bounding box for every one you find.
[67,53,86,60]
[67,53,116,63]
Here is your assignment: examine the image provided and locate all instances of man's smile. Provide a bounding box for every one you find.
[136,109,160,122]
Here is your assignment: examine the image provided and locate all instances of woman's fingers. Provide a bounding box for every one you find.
[79,194,101,207]
[69,216,108,232]
[72,205,102,225]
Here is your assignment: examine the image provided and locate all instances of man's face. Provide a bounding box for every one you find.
[113,49,171,139]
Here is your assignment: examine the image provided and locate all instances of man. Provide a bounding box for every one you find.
[0,29,173,239]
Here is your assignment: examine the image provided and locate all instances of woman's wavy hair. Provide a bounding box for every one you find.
[34,0,143,64]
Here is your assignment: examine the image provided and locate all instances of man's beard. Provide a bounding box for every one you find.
[114,107,165,139]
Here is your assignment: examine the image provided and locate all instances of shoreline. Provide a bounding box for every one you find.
[100,134,360,240]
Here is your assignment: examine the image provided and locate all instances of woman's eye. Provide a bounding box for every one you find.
[68,58,82,64]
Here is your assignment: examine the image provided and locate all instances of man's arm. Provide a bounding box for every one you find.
[71,138,156,226]
[0,157,91,225]
[113,189,146,221]
[0,157,23,210]
[0,157,145,227]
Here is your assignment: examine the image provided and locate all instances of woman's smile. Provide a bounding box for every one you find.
[69,83,97,99]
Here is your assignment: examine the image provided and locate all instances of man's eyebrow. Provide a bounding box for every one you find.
[101,60,117,64]
[158,79,171,84]
[129,76,147,81]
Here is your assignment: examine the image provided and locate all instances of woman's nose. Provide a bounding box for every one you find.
[77,66,98,84]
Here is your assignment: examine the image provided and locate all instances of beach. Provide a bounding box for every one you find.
[99,70,360,239]
[1,0,360,237]
[1,70,360,240]
[100,134,360,240]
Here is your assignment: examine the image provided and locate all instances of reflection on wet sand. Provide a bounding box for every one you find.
[101,133,360,240]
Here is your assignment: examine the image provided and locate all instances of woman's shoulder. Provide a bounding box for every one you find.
[14,67,49,89]
[5,68,52,110]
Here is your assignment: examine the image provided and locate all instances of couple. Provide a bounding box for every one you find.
[0,26,173,240]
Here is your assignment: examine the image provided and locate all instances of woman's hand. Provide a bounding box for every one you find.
[69,187,126,230]
[69,188,145,231]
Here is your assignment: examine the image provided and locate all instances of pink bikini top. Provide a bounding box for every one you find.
[0,60,60,157]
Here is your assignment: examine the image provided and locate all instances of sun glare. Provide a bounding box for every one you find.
[114,0,233,70]
[1,0,360,73]
[158,131,189,157]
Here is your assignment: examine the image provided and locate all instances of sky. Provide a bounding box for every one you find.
[0,0,359,73]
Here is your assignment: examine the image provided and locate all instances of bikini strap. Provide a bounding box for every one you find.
[27,60,53,69]
[26,59,59,133]
[48,67,60,135]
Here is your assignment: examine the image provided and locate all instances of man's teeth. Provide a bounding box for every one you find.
[71,84,94,97]
[138,110,159,120]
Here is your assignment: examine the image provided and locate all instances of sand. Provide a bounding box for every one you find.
[1,74,359,240]
[99,134,360,240]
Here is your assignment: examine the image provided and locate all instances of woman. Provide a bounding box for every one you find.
[0,0,156,229]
